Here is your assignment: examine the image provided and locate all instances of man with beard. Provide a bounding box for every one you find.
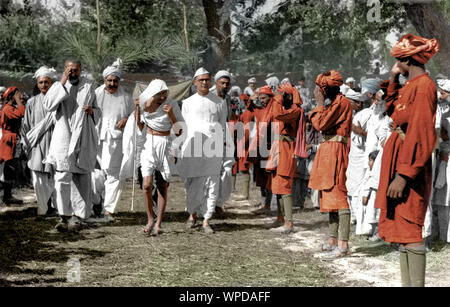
[375,34,439,287]
[21,66,58,215]
[178,68,228,234]
[44,59,101,232]
[95,59,134,221]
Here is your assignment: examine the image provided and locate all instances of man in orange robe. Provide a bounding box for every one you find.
[375,33,439,287]
[234,93,255,200]
[249,86,274,212]
[0,87,26,204]
[308,70,353,257]
[266,83,306,233]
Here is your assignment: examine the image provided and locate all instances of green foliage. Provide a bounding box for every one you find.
[231,0,407,81]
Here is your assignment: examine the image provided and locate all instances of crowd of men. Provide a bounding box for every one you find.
[0,33,449,287]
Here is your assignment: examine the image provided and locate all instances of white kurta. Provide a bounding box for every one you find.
[177,92,227,218]
[22,93,56,215]
[95,85,133,214]
[43,79,101,218]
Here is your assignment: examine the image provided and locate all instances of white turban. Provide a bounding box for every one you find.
[214,70,231,82]
[139,79,169,110]
[194,67,210,79]
[280,78,291,85]
[34,66,57,80]
[103,58,124,79]
[265,76,279,90]
[248,77,256,84]
[346,77,356,83]
[345,89,366,102]
[438,79,450,93]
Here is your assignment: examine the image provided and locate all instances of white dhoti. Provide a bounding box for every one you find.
[140,134,172,182]
[31,171,55,215]
[101,139,124,214]
[184,175,220,220]
[54,171,92,219]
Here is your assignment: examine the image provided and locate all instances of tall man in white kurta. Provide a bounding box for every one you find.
[177,68,227,234]
[44,59,101,232]
[21,66,57,215]
[95,59,134,220]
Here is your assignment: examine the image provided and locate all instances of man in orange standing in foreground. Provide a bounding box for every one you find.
[308,70,353,258]
[375,34,439,287]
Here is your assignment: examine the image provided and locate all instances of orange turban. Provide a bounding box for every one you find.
[277,82,302,105]
[240,93,249,101]
[259,85,274,96]
[390,34,439,64]
[315,70,343,93]
[2,86,18,99]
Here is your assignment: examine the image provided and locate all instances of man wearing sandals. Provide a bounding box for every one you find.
[135,79,183,236]
[308,70,353,258]
[177,68,228,234]
[375,34,439,287]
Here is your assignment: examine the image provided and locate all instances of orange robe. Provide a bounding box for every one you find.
[248,100,274,188]
[308,94,353,212]
[266,95,303,195]
[237,108,255,172]
[229,113,240,176]
[0,104,26,162]
[375,73,437,244]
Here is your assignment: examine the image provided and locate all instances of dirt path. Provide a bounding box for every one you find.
[1,176,449,287]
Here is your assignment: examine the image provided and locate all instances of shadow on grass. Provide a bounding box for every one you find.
[353,242,397,257]
[294,220,329,231]
[0,211,109,286]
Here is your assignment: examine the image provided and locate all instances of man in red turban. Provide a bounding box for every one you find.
[375,34,439,287]
[308,70,353,257]
[265,82,305,234]
[233,93,255,201]
[249,85,275,213]
[0,87,26,204]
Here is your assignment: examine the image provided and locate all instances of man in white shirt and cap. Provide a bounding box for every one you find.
[21,66,58,216]
[211,70,236,216]
[95,59,134,221]
[43,59,101,232]
[344,88,372,226]
[177,67,228,234]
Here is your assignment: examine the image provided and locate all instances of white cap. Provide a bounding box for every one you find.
[214,70,231,82]
[280,78,290,85]
[139,79,169,110]
[248,77,256,84]
[0,86,6,93]
[346,77,356,83]
[194,67,210,79]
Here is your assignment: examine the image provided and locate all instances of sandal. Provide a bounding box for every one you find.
[321,248,351,261]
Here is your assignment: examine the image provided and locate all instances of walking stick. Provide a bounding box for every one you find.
[131,115,138,212]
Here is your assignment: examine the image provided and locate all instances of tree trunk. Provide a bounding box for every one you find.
[403,1,450,76]
[96,0,102,57]
[182,0,190,51]
[202,0,233,72]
